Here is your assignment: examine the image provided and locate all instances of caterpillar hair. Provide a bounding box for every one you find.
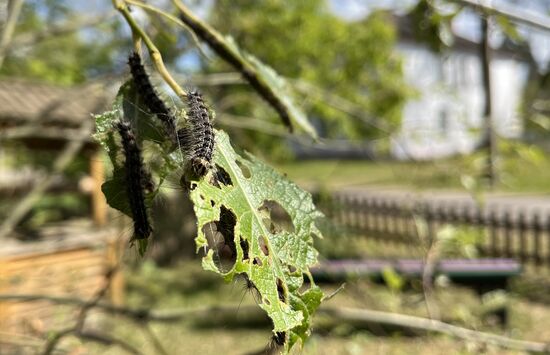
[116,119,153,240]
[177,90,215,177]
[127,52,177,139]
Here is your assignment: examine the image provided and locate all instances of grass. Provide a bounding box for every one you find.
[274,155,550,194]
[71,259,550,355]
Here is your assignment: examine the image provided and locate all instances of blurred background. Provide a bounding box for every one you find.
[1,0,550,354]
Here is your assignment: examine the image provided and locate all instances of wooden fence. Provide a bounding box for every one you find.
[314,191,550,268]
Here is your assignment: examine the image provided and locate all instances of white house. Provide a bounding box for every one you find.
[392,13,532,159]
[392,16,532,160]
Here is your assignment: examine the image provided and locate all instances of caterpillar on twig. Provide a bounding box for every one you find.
[177,90,215,177]
[128,52,177,139]
[116,119,153,241]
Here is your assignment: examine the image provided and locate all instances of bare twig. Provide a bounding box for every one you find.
[124,0,209,60]
[319,307,550,354]
[112,0,187,99]
[3,293,550,353]
[0,0,24,68]
[42,266,119,355]
[9,13,113,51]
[77,330,143,355]
[172,0,295,131]
[422,240,441,320]
[141,324,169,355]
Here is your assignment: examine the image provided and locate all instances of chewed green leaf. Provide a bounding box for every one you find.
[189,130,323,351]
[92,80,177,222]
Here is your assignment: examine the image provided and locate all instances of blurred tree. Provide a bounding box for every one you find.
[0,0,125,85]
[206,0,410,158]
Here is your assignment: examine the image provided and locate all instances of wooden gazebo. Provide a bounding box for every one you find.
[0,78,124,335]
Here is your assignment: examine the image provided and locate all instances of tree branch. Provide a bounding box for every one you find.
[2,293,550,353]
[0,0,24,68]
[172,0,294,131]
[9,13,113,50]
[319,307,550,354]
[112,0,187,99]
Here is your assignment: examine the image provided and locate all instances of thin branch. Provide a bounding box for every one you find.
[141,324,169,355]
[112,0,187,99]
[3,293,550,353]
[319,307,550,354]
[0,293,259,322]
[422,240,441,320]
[9,13,113,51]
[449,0,550,33]
[172,0,294,131]
[42,267,118,355]
[124,0,209,60]
[292,79,393,133]
[0,0,24,68]
[77,330,143,355]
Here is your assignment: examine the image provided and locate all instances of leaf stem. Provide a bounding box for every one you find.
[124,0,210,60]
[112,0,187,98]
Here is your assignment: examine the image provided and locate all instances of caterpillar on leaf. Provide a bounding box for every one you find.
[116,119,153,241]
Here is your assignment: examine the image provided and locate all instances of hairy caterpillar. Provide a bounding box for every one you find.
[127,52,177,139]
[177,90,215,177]
[116,119,153,240]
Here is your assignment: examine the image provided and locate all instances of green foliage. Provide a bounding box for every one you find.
[208,0,410,155]
[436,225,483,259]
[0,1,124,85]
[222,35,317,137]
[191,130,323,349]
[94,80,325,352]
[408,0,458,53]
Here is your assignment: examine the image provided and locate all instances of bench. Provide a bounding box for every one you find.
[311,258,522,325]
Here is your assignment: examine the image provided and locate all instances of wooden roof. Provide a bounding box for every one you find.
[0,78,109,128]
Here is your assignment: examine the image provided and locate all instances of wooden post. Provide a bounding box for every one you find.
[90,149,107,226]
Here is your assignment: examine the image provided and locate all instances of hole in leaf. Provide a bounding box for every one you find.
[236,160,251,178]
[253,257,263,266]
[259,236,269,256]
[201,205,237,272]
[259,200,295,233]
[272,332,286,347]
[210,200,215,207]
[288,265,297,273]
[276,278,286,303]
[240,238,250,260]
[214,164,232,186]
[263,297,271,306]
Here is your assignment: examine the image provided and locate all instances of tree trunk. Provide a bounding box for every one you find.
[480,15,497,188]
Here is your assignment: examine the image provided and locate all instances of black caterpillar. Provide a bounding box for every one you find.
[177,90,215,177]
[128,52,177,139]
[116,119,153,240]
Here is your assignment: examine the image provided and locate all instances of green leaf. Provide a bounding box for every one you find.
[190,130,323,351]
[92,79,179,218]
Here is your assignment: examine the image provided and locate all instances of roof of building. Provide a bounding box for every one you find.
[0,78,109,128]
